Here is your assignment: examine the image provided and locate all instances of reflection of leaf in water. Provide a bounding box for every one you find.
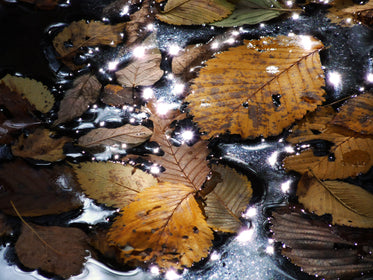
[186,35,325,139]
[108,182,213,270]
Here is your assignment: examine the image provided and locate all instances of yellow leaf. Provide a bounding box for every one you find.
[107,182,213,269]
[297,173,373,228]
[0,74,54,113]
[73,162,157,208]
[186,35,325,139]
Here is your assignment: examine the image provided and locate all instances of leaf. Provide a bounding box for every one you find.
[331,92,373,135]
[203,165,252,232]
[186,35,325,139]
[73,162,157,208]
[283,107,373,179]
[101,84,134,106]
[78,124,152,149]
[12,128,70,161]
[271,210,373,279]
[107,182,213,269]
[156,0,235,25]
[53,20,125,69]
[212,0,290,27]
[297,173,373,228]
[15,223,90,278]
[327,0,373,26]
[115,52,164,87]
[0,159,81,216]
[148,106,210,191]
[55,74,101,125]
[0,74,54,113]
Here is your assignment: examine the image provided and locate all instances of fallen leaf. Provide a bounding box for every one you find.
[15,223,90,278]
[212,0,291,27]
[125,0,153,45]
[331,92,373,135]
[156,0,235,25]
[203,165,252,232]
[0,159,81,216]
[18,0,58,9]
[107,182,213,269]
[0,74,54,113]
[271,210,373,279]
[55,74,101,125]
[73,162,157,208]
[186,35,325,139]
[297,172,373,228]
[53,20,125,69]
[101,84,134,106]
[327,0,373,26]
[12,128,70,161]
[89,228,122,263]
[78,124,152,149]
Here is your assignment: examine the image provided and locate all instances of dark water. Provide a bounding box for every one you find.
[0,0,373,279]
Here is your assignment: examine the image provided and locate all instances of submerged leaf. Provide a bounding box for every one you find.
[203,165,252,232]
[101,84,134,106]
[186,35,325,139]
[73,162,157,208]
[15,223,90,278]
[107,182,213,269]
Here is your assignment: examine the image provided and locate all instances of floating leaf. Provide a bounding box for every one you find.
[271,211,373,279]
[12,128,70,161]
[125,0,153,45]
[107,182,213,269]
[78,124,152,149]
[0,159,81,216]
[212,0,291,27]
[297,173,373,228]
[331,92,373,135]
[15,223,90,278]
[203,165,252,232]
[55,74,101,125]
[0,74,54,113]
[186,35,325,139]
[156,0,235,25]
[73,162,157,208]
[101,84,134,106]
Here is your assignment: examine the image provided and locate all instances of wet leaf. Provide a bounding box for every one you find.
[156,0,235,25]
[203,165,252,232]
[297,173,373,228]
[55,74,101,125]
[186,35,325,139]
[271,210,373,279]
[212,0,290,27]
[107,182,213,269]
[0,159,81,216]
[331,92,373,135]
[73,162,157,208]
[12,128,70,161]
[101,84,134,106]
[125,0,153,45]
[0,74,54,113]
[327,0,373,26]
[15,223,90,278]
[53,20,125,69]
[78,124,152,149]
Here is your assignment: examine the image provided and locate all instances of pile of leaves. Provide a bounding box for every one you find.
[0,0,372,279]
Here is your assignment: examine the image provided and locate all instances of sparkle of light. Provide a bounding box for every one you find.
[173,83,185,95]
[266,65,280,75]
[366,73,373,83]
[119,5,129,16]
[150,165,161,174]
[181,130,194,141]
[133,46,146,58]
[286,0,293,6]
[236,228,254,243]
[99,121,105,127]
[107,60,119,71]
[267,151,279,166]
[299,35,313,51]
[165,269,180,280]
[328,71,342,87]
[292,13,300,20]
[156,102,173,115]
[150,266,160,275]
[146,23,155,31]
[284,145,295,153]
[210,251,220,261]
[260,23,265,28]
[211,41,220,49]
[142,87,154,99]
[281,180,292,193]
[265,245,274,255]
[242,207,257,218]
[225,37,235,44]
[168,44,181,56]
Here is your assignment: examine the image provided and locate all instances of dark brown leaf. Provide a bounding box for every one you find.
[101,84,134,106]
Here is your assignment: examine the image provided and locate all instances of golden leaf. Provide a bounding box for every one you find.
[107,182,213,269]
[73,162,157,208]
[0,74,54,113]
[203,165,252,232]
[297,173,373,228]
[156,0,235,25]
[186,35,325,139]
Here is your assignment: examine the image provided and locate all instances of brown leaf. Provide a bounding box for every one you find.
[331,92,373,135]
[89,228,122,262]
[53,20,125,69]
[73,162,157,208]
[78,124,152,149]
[297,173,373,228]
[15,223,90,278]
[0,159,81,216]
[107,182,213,269]
[55,74,101,125]
[271,210,373,279]
[101,84,134,106]
[203,165,252,232]
[12,128,70,161]
[186,35,325,139]
[328,0,373,26]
